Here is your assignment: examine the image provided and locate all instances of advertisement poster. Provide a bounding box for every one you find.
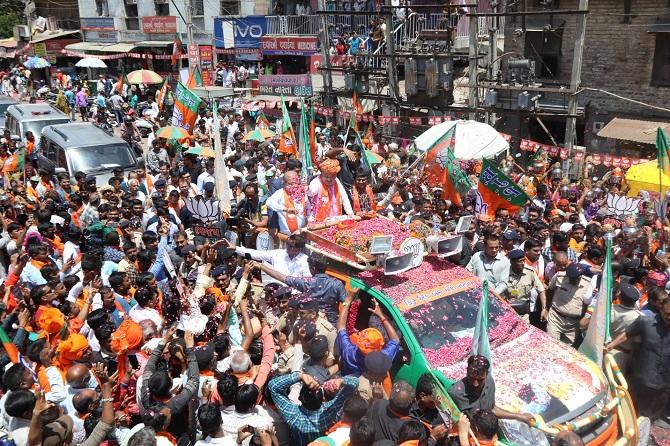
[199,45,213,86]
[171,82,202,133]
[213,16,266,49]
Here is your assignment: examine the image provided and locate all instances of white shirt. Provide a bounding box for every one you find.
[234,246,311,284]
[221,406,273,437]
[197,171,216,193]
[265,188,309,235]
[195,436,237,446]
[129,305,163,331]
[307,176,354,222]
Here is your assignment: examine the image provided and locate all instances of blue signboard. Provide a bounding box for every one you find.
[213,16,267,49]
[80,17,115,31]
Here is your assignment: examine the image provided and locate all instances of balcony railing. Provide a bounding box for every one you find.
[264,12,503,50]
[266,15,321,35]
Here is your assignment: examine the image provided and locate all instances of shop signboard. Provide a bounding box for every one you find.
[80,17,115,30]
[84,30,117,43]
[199,45,213,86]
[187,44,199,68]
[258,74,313,97]
[213,16,266,49]
[142,16,177,34]
[261,36,319,56]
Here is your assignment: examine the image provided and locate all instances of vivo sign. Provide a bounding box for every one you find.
[214,16,267,49]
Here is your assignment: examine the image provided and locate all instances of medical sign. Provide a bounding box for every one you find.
[213,16,267,49]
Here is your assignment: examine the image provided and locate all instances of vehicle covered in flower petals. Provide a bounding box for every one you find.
[327,256,640,446]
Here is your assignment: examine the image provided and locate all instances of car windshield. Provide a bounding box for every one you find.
[23,119,69,144]
[401,284,529,367]
[0,103,14,114]
[69,144,135,173]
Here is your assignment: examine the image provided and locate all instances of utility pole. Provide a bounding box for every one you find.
[563,0,588,160]
[468,1,479,120]
[185,0,199,71]
[486,1,498,126]
[385,0,400,106]
[317,0,333,107]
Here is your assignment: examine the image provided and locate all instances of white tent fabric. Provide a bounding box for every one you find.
[75,58,107,68]
[414,120,509,160]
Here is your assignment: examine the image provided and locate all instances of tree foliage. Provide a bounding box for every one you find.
[0,13,22,39]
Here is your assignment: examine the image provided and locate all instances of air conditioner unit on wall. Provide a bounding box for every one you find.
[155,0,169,4]
[126,0,138,4]
[13,25,29,39]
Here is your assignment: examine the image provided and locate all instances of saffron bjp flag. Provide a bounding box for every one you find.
[352,91,363,131]
[657,127,670,177]
[579,236,613,367]
[278,96,298,157]
[472,282,491,362]
[115,68,127,95]
[475,159,529,217]
[423,127,471,206]
[2,148,24,173]
[186,65,203,90]
[171,82,202,134]
[172,33,183,65]
[156,80,168,112]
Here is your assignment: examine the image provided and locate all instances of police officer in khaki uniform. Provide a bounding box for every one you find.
[546,263,594,345]
[505,249,547,323]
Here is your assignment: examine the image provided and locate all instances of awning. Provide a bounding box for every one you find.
[30,29,80,43]
[0,38,17,49]
[134,40,173,47]
[597,117,670,144]
[65,42,136,53]
[65,42,104,51]
[98,43,136,53]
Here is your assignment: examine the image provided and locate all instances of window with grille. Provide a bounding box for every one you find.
[220,0,239,15]
[652,34,670,87]
[155,1,170,16]
[193,0,204,15]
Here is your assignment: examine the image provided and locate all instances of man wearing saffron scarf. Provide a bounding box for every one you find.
[350,170,377,215]
[308,159,354,223]
[266,170,311,235]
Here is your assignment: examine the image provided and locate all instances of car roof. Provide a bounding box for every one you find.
[0,97,18,105]
[41,123,128,149]
[6,103,68,122]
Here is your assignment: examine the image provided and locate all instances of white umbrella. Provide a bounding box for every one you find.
[414,120,509,160]
[75,58,107,68]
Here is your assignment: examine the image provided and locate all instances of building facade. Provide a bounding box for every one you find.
[502,0,670,158]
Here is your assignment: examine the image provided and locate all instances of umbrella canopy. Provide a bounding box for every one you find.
[75,57,107,68]
[156,126,190,140]
[364,149,383,165]
[243,128,275,142]
[414,120,509,160]
[625,160,670,197]
[126,69,163,85]
[24,56,50,69]
[184,146,216,158]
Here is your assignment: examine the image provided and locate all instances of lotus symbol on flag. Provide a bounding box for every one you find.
[184,197,222,224]
[605,193,640,219]
[435,146,452,169]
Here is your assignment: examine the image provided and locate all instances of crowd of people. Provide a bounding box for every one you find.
[0,53,667,446]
